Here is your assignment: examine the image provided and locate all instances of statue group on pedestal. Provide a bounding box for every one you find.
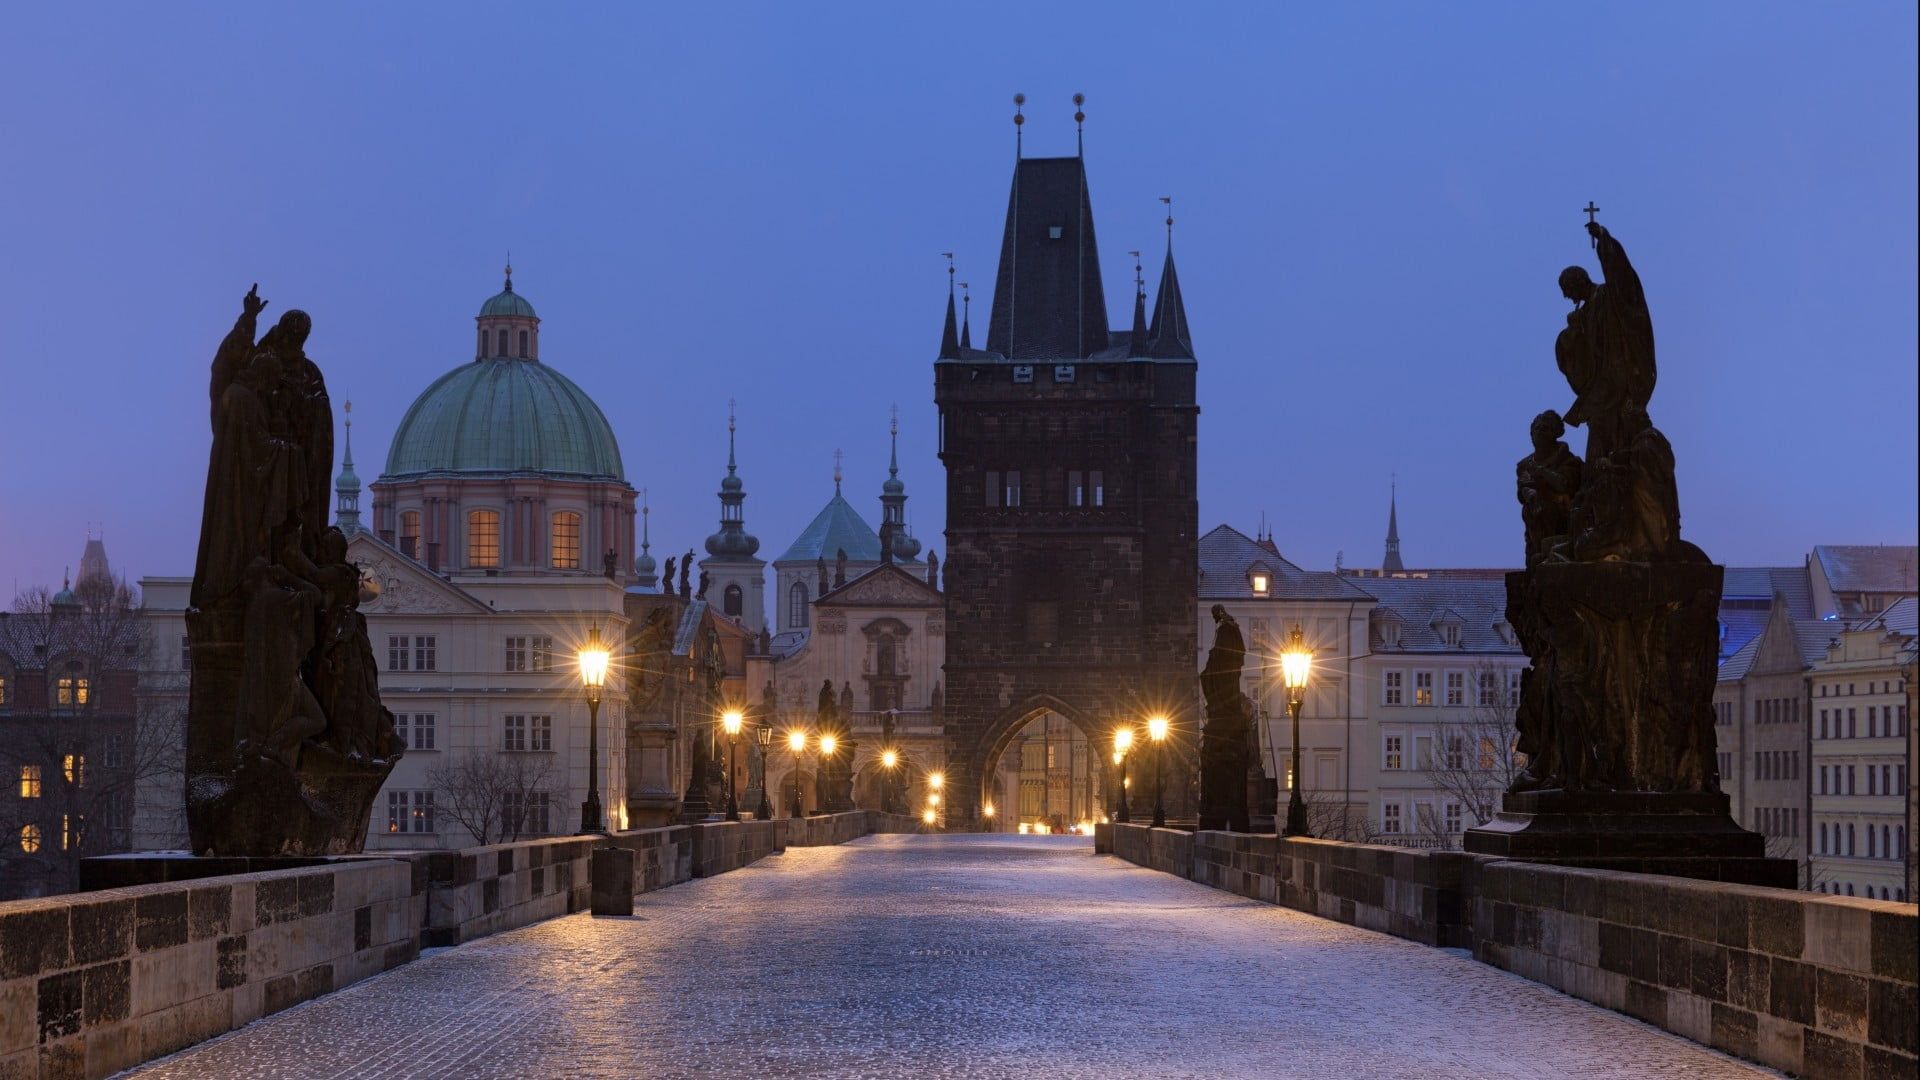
[1198,605,1257,832]
[1507,220,1721,795]
[186,287,401,856]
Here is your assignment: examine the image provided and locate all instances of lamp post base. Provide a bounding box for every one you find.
[578,795,607,836]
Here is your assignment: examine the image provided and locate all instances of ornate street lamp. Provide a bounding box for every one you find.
[1112,726,1135,824]
[786,729,808,818]
[1147,715,1170,827]
[755,724,774,820]
[880,748,900,814]
[1280,623,1314,837]
[576,624,611,835]
[721,709,744,822]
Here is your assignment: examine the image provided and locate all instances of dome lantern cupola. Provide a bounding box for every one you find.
[476,260,540,361]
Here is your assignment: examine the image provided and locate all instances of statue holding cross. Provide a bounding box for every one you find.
[1554,206,1655,465]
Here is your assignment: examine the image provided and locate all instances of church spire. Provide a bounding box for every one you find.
[705,401,760,561]
[635,489,658,590]
[1146,198,1195,360]
[938,254,961,359]
[879,406,920,562]
[959,282,972,350]
[334,399,362,534]
[1382,478,1405,574]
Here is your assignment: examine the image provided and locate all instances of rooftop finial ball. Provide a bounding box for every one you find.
[1013,93,1025,106]
[1014,114,1024,125]
[1073,92,1084,105]
[1075,111,1084,123]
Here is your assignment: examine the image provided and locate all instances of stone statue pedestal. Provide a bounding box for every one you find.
[1463,791,1795,887]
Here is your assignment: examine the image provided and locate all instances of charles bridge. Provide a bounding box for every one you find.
[1,814,1913,1078]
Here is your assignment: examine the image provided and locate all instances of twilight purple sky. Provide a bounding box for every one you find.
[2,4,1914,592]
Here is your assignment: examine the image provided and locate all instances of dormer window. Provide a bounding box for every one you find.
[1249,565,1271,597]
[1431,609,1465,648]
[1375,609,1405,650]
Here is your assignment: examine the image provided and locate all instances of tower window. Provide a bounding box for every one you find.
[550,511,582,569]
[400,511,422,558]
[497,329,509,355]
[478,328,487,358]
[789,581,809,628]
[518,329,529,358]
[467,509,501,568]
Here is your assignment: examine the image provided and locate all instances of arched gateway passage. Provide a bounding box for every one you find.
[956,696,1196,832]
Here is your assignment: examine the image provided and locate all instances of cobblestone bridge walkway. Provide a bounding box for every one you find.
[129,835,1774,1079]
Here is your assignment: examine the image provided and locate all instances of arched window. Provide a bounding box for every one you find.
[519,329,529,357]
[789,581,809,628]
[550,511,581,569]
[724,583,744,618]
[467,509,501,568]
[400,511,422,559]
[18,824,40,853]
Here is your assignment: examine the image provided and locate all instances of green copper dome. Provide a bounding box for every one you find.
[480,286,537,318]
[383,357,625,481]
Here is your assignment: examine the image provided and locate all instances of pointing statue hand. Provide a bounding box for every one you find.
[244,283,269,317]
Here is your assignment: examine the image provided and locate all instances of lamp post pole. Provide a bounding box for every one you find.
[577,624,610,836]
[1148,716,1169,828]
[721,711,744,818]
[787,730,807,818]
[1281,624,1314,838]
[756,726,774,820]
[1113,727,1134,824]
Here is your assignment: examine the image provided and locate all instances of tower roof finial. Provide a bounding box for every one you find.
[1073,92,1085,156]
[1161,196,1174,249]
[889,404,900,479]
[833,448,843,494]
[504,252,513,292]
[938,254,961,359]
[1013,92,1025,157]
[727,398,738,475]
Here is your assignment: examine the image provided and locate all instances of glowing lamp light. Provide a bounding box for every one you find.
[983,803,996,818]
[1281,624,1314,696]
[721,710,744,737]
[1146,715,1169,743]
[922,808,936,824]
[787,730,807,753]
[927,793,940,807]
[881,749,899,769]
[577,624,610,692]
[819,734,838,756]
[1114,726,1134,754]
[929,772,944,791]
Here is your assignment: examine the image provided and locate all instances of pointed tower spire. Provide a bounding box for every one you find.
[334,399,363,534]
[959,282,972,350]
[1382,477,1405,574]
[938,254,961,359]
[706,400,760,561]
[635,488,658,590]
[1146,197,1195,360]
[879,406,920,562]
[1128,250,1149,356]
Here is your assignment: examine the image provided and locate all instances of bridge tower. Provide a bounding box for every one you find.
[934,106,1199,826]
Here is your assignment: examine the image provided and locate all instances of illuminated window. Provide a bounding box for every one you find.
[0,674,7,706]
[18,765,41,798]
[385,791,435,834]
[1414,671,1434,706]
[63,754,84,787]
[19,824,41,853]
[400,511,422,559]
[467,510,501,568]
[1382,734,1403,770]
[550,512,582,569]
[56,676,90,707]
[62,814,82,851]
[1478,736,1497,771]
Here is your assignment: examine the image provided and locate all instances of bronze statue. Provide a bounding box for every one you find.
[1517,410,1583,564]
[926,549,940,590]
[661,556,677,594]
[679,550,694,598]
[1198,605,1253,832]
[697,569,710,600]
[834,548,848,589]
[185,286,400,856]
[1492,219,1721,799]
[603,548,618,579]
[1556,221,1655,464]
[816,556,829,596]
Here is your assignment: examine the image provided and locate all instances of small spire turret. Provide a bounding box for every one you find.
[334,399,362,534]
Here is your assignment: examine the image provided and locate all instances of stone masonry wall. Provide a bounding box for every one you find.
[0,860,417,1078]
[1473,860,1917,1078]
[416,836,598,948]
[1108,823,1918,1078]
